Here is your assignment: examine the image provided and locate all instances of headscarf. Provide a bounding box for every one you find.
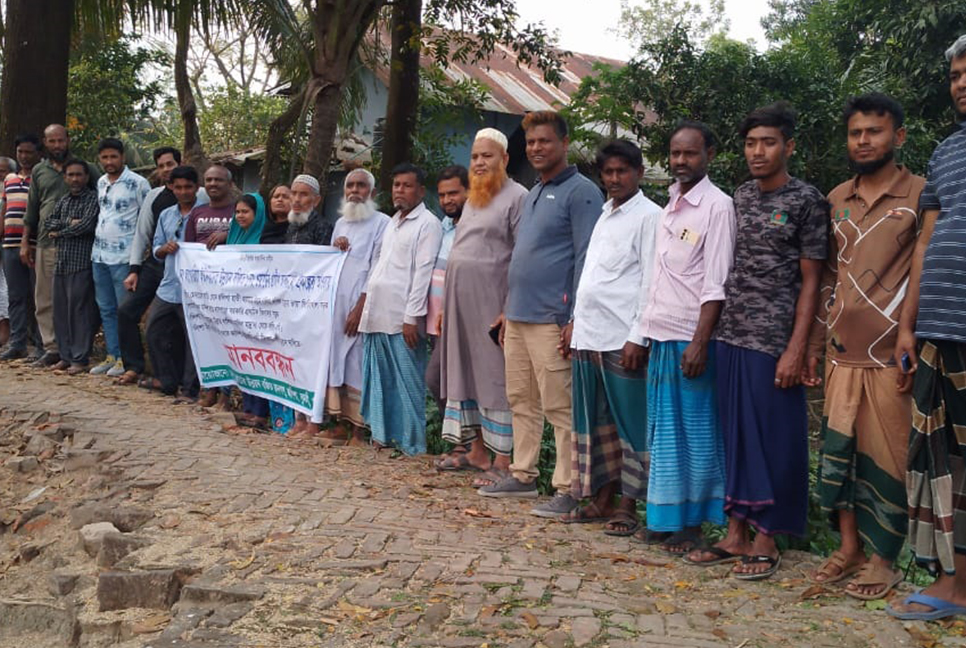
[227,192,267,245]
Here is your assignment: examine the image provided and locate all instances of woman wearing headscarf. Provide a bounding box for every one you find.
[260,184,292,244]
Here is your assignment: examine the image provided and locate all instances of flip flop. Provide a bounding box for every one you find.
[471,468,509,489]
[115,370,140,385]
[661,529,703,555]
[434,453,484,472]
[810,550,866,584]
[630,528,672,545]
[844,563,903,601]
[560,502,610,524]
[683,545,743,566]
[138,376,162,391]
[603,510,641,537]
[733,554,782,581]
[887,592,966,621]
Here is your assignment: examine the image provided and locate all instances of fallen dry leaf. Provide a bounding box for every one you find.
[704,610,721,619]
[230,549,256,570]
[799,585,831,601]
[655,601,677,614]
[462,508,495,518]
[711,628,728,640]
[520,611,539,629]
[132,614,170,634]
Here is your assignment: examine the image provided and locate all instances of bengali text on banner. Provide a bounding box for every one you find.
[176,242,346,421]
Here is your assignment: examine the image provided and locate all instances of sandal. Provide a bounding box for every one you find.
[471,468,509,489]
[603,510,641,537]
[434,453,484,472]
[138,376,162,391]
[733,554,782,581]
[661,529,703,555]
[810,550,866,584]
[116,370,140,385]
[630,528,672,545]
[683,545,743,566]
[560,502,610,524]
[844,562,903,601]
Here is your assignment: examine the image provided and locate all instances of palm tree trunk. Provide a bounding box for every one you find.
[378,0,422,192]
[0,0,72,154]
[174,10,208,170]
[259,83,308,196]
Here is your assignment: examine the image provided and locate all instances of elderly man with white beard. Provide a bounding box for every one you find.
[320,169,391,446]
[285,173,335,438]
[285,174,334,246]
[434,129,528,485]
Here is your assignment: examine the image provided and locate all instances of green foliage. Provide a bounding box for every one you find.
[66,36,170,161]
[566,0,966,196]
[617,0,729,51]
[198,86,287,153]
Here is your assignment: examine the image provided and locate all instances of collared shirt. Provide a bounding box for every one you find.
[47,188,100,274]
[427,216,457,336]
[130,186,179,270]
[917,123,966,343]
[572,191,662,351]
[2,173,32,248]
[810,166,926,367]
[359,202,443,335]
[506,165,604,326]
[92,166,150,265]
[715,177,829,358]
[639,175,736,342]
[285,210,334,245]
[24,159,68,248]
[153,201,198,304]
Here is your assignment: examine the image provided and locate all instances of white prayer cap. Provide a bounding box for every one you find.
[292,174,320,195]
[474,128,508,151]
[344,168,376,190]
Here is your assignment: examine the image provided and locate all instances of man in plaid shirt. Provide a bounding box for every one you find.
[47,159,99,374]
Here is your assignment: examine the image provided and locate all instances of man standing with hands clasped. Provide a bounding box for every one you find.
[478,110,603,519]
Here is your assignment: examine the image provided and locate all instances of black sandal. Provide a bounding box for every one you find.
[603,510,641,537]
[683,545,742,566]
[660,529,703,555]
[733,554,782,581]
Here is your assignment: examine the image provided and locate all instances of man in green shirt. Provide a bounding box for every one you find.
[21,124,97,367]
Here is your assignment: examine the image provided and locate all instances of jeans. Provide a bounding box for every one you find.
[92,262,130,358]
[117,257,164,373]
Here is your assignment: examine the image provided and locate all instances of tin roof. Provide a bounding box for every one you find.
[369,34,625,116]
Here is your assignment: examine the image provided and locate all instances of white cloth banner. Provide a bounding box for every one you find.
[176,242,346,421]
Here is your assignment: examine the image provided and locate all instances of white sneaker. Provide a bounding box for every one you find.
[90,355,117,375]
[105,358,126,377]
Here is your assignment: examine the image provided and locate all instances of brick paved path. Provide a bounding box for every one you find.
[0,364,948,647]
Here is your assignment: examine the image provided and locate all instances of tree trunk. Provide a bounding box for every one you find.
[378,0,423,193]
[259,83,308,197]
[174,11,208,171]
[298,0,385,189]
[0,0,73,155]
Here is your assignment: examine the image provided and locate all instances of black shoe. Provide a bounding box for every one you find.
[32,351,61,368]
[0,347,27,361]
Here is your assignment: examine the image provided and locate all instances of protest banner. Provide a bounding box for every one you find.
[176,242,346,421]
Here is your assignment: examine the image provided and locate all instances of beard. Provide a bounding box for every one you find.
[848,149,894,176]
[468,167,508,208]
[288,210,311,226]
[49,149,69,163]
[339,197,377,222]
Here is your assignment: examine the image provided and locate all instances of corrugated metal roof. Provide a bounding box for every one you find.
[370,32,625,116]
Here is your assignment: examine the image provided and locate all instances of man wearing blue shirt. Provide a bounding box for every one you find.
[144,166,206,398]
[479,111,603,517]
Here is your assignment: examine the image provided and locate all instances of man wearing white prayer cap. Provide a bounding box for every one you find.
[432,128,529,482]
[285,173,333,246]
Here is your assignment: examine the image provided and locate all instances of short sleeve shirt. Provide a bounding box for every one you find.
[716,177,829,358]
[916,124,966,343]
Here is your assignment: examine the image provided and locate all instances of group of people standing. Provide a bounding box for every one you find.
[2,33,965,622]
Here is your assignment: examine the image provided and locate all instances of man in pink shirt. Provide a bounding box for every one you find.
[636,121,736,553]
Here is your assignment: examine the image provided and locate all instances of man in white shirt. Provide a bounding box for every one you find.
[561,140,661,536]
[358,163,443,455]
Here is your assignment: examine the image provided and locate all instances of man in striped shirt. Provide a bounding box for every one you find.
[889,34,966,621]
[0,134,43,360]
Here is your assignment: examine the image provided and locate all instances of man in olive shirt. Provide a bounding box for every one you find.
[22,124,98,367]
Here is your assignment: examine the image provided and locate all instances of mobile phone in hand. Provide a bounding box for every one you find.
[488,324,501,346]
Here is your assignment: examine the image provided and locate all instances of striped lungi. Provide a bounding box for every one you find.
[442,400,513,455]
[360,332,428,455]
[571,349,648,500]
[646,340,726,531]
[908,340,966,574]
